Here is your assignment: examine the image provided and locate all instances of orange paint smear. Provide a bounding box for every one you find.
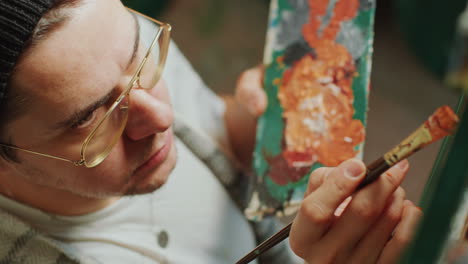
[276,0,364,174]
[302,3,325,44]
[425,105,459,142]
[303,0,359,46]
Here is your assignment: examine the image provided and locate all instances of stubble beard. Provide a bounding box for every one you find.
[8,136,178,200]
[122,143,178,196]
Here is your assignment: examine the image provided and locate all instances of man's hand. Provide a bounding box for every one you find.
[235,65,267,117]
[223,65,266,167]
[289,159,422,264]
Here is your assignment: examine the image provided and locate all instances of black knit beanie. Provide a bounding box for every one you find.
[0,0,55,104]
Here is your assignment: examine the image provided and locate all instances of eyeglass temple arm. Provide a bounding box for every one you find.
[0,144,85,166]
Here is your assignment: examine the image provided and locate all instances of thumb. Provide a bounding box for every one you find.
[235,65,267,116]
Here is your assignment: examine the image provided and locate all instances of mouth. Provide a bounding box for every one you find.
[134,131,173,176]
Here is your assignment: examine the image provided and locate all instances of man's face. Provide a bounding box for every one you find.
[4,0,177,198]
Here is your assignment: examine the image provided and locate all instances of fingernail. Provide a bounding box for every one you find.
[403,200,413,206]
[397,159,409,170]
[343,159,365,178]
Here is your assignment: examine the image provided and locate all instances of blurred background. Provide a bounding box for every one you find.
[123,0,464,203]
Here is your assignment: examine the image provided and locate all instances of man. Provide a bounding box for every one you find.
[0,0,422,263]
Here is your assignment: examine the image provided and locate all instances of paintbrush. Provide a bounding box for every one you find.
[236,105,459,264]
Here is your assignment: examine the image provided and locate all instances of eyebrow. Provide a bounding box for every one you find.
[54,89,115,129]
[53,13,141,130]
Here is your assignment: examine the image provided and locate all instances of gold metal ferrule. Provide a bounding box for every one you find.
[383,124,433,166]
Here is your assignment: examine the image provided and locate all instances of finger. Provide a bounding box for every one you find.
[235,65,267,116]
[334,196,353,217]
[377,200,423,264]
[306,167,352,218]
[348,188,405,264]
[304,167,332,197]
[289,159,366,259]
[321,160,409,256]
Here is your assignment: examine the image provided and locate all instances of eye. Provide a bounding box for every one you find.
[73,110,98,129]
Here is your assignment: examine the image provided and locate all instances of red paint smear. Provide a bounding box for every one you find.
[266,153,311,185]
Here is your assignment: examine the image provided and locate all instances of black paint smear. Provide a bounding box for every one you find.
[355,57,361,68]
[359,0,375,10]
[283,38,316,66]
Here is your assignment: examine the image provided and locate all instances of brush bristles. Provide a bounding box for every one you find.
[425,105,459,143]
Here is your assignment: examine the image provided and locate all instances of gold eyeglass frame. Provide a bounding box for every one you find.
[0,8,172,168]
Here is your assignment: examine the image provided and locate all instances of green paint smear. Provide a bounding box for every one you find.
[351,8,375,126]
[278,0,294,10]
[353,8,375,30]
[352,54,370,125]
[254,50,286,179]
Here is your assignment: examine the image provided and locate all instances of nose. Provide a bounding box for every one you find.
[124,80,173,141]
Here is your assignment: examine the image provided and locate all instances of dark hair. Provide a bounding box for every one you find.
[0,0,82,161]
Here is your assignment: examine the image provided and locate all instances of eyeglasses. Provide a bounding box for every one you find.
[0,8,172,168]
